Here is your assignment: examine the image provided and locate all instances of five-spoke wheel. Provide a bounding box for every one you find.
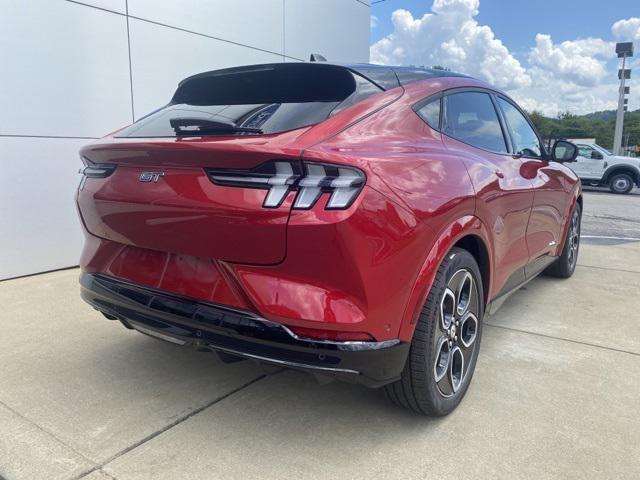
[567,208,580,270]
[432,270,480,397]
[385,247,484,415]
[545,202,581,278]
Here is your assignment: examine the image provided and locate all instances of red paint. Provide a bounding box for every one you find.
[77,75,579,343]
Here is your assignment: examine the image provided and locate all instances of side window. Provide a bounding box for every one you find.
[443,92,507,153]
[496,97,542,158]
[415,97,440,129]
[577,145,594,158]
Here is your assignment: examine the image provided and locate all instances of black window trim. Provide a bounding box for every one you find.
[413,86,551,160]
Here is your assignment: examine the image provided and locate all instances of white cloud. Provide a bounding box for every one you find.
[370,15,378,29]
[528,34,613,86]
[370,0,530,90]
[612,17,640,72]
[371,2,638,116]
[612,17,640,42]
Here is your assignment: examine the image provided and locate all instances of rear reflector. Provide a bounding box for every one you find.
[288,326,375,342]
[205,160,365,210]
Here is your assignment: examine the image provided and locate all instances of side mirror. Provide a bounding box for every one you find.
[591,151,604,160]
[551,140,578,163]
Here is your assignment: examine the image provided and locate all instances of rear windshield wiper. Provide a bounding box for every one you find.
[169,117,263,135]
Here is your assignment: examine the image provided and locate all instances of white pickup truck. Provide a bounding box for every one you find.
[571,143,640,194]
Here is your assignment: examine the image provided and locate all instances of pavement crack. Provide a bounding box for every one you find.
[72,374,267,480]
[94,469,118,480]
[584,213,640,224]
[0,398,98,468]
[484,323,640,358]
[577,264,640,275]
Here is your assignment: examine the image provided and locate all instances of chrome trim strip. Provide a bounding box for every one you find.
[274,322,400,351]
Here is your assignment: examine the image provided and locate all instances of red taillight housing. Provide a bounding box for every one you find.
[288,326,375,342]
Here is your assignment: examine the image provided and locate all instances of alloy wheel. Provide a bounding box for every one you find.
[432,269,480,397]
[567,208,580,269]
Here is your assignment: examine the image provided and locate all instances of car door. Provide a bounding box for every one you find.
[440,90,534,297]
[493,95,573,276]
[574,144,605,179]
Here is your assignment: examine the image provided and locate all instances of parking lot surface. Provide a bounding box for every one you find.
[1,191,639,480]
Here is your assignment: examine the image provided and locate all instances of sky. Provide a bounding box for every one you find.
[369,0,640,115]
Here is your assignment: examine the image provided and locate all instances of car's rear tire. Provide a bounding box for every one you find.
[544,203,581,278]
[385,247,483,416]
[608,173,634,194]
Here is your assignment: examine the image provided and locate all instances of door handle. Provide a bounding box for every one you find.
[494,169,505,179]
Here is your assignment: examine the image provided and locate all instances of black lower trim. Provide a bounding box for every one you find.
[80,273,409,388]
[487,255,557,315]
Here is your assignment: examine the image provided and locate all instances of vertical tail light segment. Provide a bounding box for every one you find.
[205,161,366,210]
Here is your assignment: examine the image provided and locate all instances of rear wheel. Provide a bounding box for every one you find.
[608,173,634,194]
[545,203,581,278]
[385,247,483,416]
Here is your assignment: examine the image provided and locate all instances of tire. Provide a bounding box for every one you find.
[608,173,634,194]
[385,247,483,416]
[544,203,581,278]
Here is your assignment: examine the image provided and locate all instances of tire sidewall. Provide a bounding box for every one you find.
[557,202,582,277]
[417,248,484,415]
[609,174,633,194]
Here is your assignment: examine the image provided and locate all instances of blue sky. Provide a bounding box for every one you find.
[369,0,640,114]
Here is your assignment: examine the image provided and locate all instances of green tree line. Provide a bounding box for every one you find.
[527,109,640,150]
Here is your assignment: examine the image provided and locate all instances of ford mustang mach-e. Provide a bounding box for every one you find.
[77,62,581,415]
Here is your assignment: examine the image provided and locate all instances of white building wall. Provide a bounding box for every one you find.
[0,0,370,279]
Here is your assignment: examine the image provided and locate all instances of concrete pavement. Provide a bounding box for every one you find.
[581,188,640,240]
[1,202,640,479]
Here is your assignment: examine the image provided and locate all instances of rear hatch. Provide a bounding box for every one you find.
[77,63,383,265]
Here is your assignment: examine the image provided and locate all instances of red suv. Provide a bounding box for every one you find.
[77,62,581,415]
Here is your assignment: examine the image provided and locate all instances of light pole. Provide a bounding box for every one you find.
[613,42,633,155]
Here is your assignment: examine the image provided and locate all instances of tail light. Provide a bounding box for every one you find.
[205,160,365,210]
[78,157,117,190]
[79,164,117,178]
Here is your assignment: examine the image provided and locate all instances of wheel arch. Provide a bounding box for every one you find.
[453,235,490,307]
[557,187,582,254]
[602,165,640,185]
[397,215,493,342]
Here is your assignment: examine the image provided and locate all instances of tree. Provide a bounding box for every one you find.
[526,108,640,150]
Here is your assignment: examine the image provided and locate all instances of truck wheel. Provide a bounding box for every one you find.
[608,173,634,194]
[385,247,483,416]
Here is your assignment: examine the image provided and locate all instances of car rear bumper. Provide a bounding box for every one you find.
[80,273,409,388]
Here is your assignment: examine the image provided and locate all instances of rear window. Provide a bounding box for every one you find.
[116,63,382,138]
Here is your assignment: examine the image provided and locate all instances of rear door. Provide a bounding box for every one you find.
[440,90,533,296]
